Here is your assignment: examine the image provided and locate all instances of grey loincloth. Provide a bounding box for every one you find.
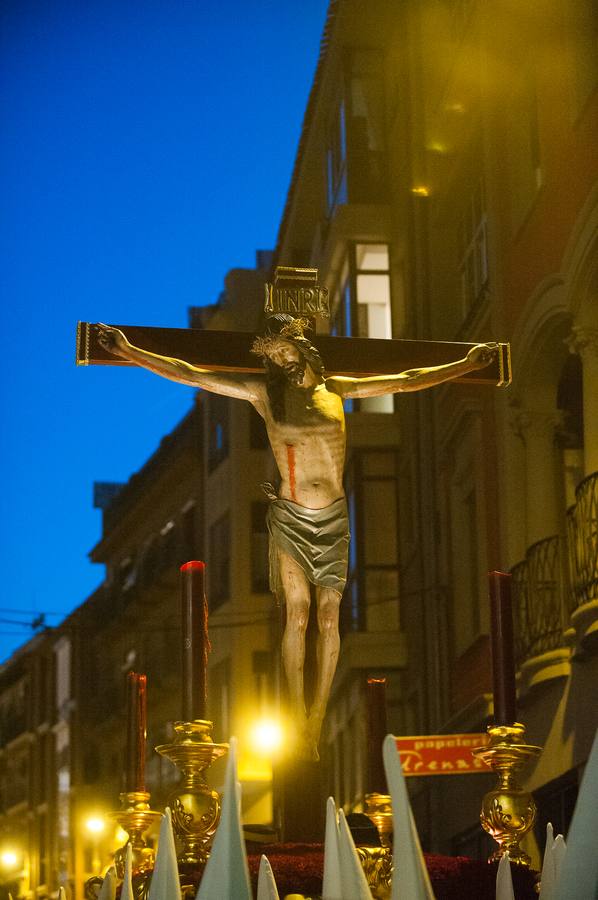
[266,496,350,601]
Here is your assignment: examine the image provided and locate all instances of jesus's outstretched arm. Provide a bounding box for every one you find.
[325,343,498,399]
[97,324,263,402]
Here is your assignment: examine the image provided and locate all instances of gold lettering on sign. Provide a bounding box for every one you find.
[265,285,330,317]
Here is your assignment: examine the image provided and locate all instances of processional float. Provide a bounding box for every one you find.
[75,268,592,898]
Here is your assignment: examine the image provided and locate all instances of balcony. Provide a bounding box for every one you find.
[566,471,598,653]
[511,536,571,694]
[511,471,598,690]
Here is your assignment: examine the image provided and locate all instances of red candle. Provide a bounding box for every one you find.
[125,671,147,793]
[180,561,209,722]
[366,677,388,794]
[489,571,517,726]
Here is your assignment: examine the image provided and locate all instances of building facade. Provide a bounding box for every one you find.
[272,0,598,863]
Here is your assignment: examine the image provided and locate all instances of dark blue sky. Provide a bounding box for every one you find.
[0,0,329,662]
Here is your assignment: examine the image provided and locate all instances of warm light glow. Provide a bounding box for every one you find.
[250,719,284,753]
[114,826,128,845]
[85,816,106,835]
[0,850,19,869]
[411,186,430,197]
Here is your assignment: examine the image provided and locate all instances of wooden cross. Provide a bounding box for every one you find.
[76,321,511,386]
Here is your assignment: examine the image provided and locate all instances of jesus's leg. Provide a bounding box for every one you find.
[306,586,341,752]
[277,548,312,740]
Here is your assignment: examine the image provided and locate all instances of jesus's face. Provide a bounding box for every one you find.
[265,339,308,386]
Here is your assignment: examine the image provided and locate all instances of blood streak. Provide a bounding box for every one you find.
[286,444,297,501]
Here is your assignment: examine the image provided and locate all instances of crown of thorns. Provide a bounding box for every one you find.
[251,315,324,374]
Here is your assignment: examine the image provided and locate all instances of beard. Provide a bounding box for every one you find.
[283,361,306,386]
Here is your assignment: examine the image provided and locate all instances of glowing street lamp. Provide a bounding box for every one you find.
[85,816,106,836]
[250,719,284,755]
[0,849,19,870]
[84,815,106,875]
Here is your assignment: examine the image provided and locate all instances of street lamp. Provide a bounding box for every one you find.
[84,815,106,875]
[0,847,24,899]
[250,718,284,755]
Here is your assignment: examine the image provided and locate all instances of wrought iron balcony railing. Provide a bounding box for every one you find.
[511,535,565,667]
[566,471,598,612]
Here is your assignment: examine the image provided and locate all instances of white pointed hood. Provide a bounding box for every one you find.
[257,854,280,900]
[196,737,252,899]
[383,734,436,900]
[555,729,598,899]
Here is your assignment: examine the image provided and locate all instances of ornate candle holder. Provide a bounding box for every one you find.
[353,793,393,899]
[112,790,162,877]
[472,723,542,865]
[364,792,393,848]
[156,719,228,869]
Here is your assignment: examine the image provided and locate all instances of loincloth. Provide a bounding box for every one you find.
[266,495,350,602]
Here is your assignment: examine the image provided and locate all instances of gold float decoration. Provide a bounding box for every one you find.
[472,723,542,865]
[156,719,228,868]
[354,793,393,899]
[112,790,162,878]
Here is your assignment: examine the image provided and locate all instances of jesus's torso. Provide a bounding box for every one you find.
[253,380,346,510]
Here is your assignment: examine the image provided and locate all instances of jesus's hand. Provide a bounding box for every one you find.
[467,342,498,369]
[97,323,130,356]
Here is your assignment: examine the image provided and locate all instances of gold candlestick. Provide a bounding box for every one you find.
[472,723,542,865]
[156,719,228,867]
[354,793,393,899]
[112,790,162,878]
[364,792,393,848]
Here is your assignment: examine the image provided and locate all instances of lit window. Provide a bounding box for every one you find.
[331,244,394,413]
[355,244,393,413]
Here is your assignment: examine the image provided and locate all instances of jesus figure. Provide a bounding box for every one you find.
[98,316,496,759]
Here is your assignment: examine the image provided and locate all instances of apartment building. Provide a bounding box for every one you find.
[273,0,598,862]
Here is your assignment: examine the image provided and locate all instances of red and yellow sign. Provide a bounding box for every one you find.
[395,733,489,777]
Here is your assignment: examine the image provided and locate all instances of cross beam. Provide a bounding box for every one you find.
[76,322,511,386]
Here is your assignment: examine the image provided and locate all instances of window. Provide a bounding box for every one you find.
[325,50,386,218]
[207,394,230,472]
[251,502,269,593]
[326,99,348,214]
[448,421,487,657]
[458,178,488,315]
[209,513,231,609]
[332,244,394,413]
[55,638,71,714]
[342,450,400,633]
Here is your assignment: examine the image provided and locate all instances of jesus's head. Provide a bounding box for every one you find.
[251,315,325,418]
[252,315,324,384]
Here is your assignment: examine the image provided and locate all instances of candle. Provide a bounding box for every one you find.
[125,671,147,793]
[366,677,388,794]
[180,560,209,722]
[489,570,517,726]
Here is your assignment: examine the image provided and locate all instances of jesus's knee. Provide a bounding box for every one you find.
[317,598,340,636]
[286,599,310,632]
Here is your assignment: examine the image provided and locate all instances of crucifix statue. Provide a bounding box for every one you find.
[78,266,510,760]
